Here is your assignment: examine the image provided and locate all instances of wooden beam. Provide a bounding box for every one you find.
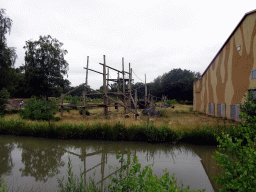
[106,95,139,116]
[99,63,130,74]
[84,67,103,75]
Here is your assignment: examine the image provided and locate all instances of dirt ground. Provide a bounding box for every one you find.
[5,98,27,110]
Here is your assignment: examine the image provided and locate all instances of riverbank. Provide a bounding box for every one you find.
[0,118,240,145]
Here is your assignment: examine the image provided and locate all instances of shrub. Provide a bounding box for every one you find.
[57,155,205,192]
[0,179,7,192]
[213,91,256,191]
[159,109,169,117]
[109,153,205,192]
[166,99,178,106]
[79,109,90,116]
[0,88,10,117]
[19,97,57,121]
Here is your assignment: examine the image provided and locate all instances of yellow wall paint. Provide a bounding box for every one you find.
[249,35,256,89]
[242,14,256,54]
[234,28,243,56]
[224,38,234,117]
[220,48,226,83]
[193,12,256,120]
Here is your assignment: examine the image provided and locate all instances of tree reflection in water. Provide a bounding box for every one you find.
[17,139,65,182]
[0,138,14,177]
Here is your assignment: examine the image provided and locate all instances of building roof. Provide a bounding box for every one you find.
[201,9,256,78]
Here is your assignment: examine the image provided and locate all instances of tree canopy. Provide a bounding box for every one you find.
[23,35,69,97]
[0,9,18,91]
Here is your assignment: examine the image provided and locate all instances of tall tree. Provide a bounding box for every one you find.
[23,35,69,97]
[151,68,201,102]
[0,9,17,91]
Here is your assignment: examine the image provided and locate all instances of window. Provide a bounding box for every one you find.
[251,69,256,79]
[218,103,226,117]
[217,104,221,116]
[221,103,226,118]
[230,105,236,118]
[230,104,241,121]
[208,103,215,116]
[208,103,212,114]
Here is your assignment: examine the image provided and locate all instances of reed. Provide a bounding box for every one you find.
[0,118,236,144]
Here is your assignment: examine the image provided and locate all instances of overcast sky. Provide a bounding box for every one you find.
[1,0,255,89]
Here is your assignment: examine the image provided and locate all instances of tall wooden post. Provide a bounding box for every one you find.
[84,56,89,119]
[145,74,147,107]
[128,63,131,108]
[103,55,108,118]
[135,89,138,120]
[107,67,110,106]
[61,93,64,117]
[122,57,126,113]
[83,91,86,119]
[116,72,119,111]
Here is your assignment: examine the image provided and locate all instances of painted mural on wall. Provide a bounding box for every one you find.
[193,10,256,120]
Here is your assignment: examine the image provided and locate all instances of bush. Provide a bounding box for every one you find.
[19,97,57,121]
[159,110,169,117]
[0,88,10,117]
[108,154,205,192]
[57,155,205,192]
[213,91,256,191]
[166,99,178,106]
[79,109,90,116]
[70,96,82,105]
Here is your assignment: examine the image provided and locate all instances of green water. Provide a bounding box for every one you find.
[0,135,221,191]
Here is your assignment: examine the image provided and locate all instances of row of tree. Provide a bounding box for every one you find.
[0,9,71,98]
[1,8,200,102]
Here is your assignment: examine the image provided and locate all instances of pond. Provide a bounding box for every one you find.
[0,135,222,191]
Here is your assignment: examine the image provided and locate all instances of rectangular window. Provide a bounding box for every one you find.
[208,103,212,114]
[251,69,256,79]
[221,103,226,118]
[208,103,215,115]
[217,104,221,116]
[230,105,236,118]
[236,104,241,122]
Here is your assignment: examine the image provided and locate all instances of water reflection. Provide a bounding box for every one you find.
[0,135,220,191]
[17,139,65,182]
[0,137,14,176]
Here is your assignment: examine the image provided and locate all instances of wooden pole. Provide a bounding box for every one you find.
[116,72,119,111]
[84,56,89,118]
[103,55,108,118]
[128,63,131,108]
[83,91,86,119]
[61,93,64,117]
[145,74,147,107]
[122,57,126,113]
[107,67,110,106]
[135,89,138,120]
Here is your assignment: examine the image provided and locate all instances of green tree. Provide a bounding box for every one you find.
[23,35,69,97]
[150,69,200,102]
[0,9,18,92]
[213,91,256,191]
[0,88,10,117]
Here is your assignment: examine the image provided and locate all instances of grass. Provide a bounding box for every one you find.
[1,104,238,144]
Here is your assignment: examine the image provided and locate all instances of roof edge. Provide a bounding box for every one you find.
[201,9,256,78]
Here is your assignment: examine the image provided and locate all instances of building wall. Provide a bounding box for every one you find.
[193,12,256,119]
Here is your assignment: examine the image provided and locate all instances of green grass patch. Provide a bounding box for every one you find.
[0,119,237,145]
